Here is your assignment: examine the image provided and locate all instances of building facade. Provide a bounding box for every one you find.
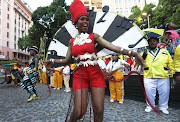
[79,0,146,17]
[114,0,146,17]
[0,0,32,61]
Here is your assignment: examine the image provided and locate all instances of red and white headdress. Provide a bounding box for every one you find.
[70,0,88,25]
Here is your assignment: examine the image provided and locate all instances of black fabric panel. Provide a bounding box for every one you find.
[96,16,133,52]
[103,16,133,42]
[54,26,72,47]
[87,12,96,34]
[47,54,74,67]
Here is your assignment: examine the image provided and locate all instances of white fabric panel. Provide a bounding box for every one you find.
[97,26,148,57]
[48,39,68,57]
[112,26,148,49]
[97,48,114,58]
[93,12,117,37]
[65,21,78,38]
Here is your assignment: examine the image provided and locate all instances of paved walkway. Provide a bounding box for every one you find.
[0,82,180,122]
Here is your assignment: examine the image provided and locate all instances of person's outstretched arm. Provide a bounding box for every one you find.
[94,33,145,67]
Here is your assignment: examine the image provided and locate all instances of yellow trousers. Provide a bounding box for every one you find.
[41,72,47,84]
[53,70,62,88]
[109,72,124,102]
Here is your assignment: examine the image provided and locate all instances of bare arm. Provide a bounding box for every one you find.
[94,33,145,67]
[162,33,170,46]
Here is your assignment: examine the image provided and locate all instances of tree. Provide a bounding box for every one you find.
[151,0,180,28]
[129,5,141,26]
[141,3,156,29]
[18,0,70,51]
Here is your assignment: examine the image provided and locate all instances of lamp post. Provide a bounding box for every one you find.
[142,12,150,28]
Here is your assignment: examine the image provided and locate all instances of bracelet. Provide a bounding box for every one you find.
[60,59,62,63]
[128,50,132,56]
[120,48,124,52]
[50,58,55,64]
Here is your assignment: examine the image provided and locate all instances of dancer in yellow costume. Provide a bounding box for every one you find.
[106,53,130,103]
[40,65,47,84]
[174,45,180,81]
[53,66,63,90]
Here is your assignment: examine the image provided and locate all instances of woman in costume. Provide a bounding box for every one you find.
[162,23,180,55]
[45,0,144,121]
[20,46,40,102]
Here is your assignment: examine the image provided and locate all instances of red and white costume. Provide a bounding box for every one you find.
[71,33,106,91]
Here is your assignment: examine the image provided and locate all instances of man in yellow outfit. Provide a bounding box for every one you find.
[106,53,130,104]
[174,45,180,81]
[141,36,174,114]
[53,66,63,90]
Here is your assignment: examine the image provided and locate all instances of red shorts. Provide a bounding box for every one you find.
[72,65,106,91]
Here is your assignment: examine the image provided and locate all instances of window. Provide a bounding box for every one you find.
[7,32,9,38]
[14,35,16,41]
[7,14,9,19]
[119,0,122,3]
[125,8,128,13]
[125,0,128,3]
[7,23,9,28]
[7,52,9,57]
[14,44,16,49]
[84,1,89,4]
[8,5,10,11]
[15,11,17,18]
[128,0,131,2]
[7,41,9,47]
[134,0,136,2]
[115,0,118,3]
[138,0,140,2]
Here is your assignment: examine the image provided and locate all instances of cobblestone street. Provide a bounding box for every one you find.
[0,82,180,122]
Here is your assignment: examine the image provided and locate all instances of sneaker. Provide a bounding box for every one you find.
[64,89,66,92]
[33,95,40,100]
[161,108,169,115]
[110,99,115,102]
[54,88,57,90]
[27,94,34,102]
[57,88,60,90]
[119,102,124,104]
[66,90,71,92]
[145,106,152,112]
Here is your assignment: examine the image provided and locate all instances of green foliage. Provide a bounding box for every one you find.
[18,0,70,51]
[129,0,180,29]
[151,0,180,28]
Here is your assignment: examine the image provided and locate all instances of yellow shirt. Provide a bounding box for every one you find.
[174,45,180,72]
[141,48,174,78]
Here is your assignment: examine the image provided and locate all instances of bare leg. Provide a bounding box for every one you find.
[91,87,105,122]
[68,89,88,122]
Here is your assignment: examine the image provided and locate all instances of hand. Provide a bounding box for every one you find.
[144,49,147,54]
[135,53,145,72]
[44,60,52,69]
